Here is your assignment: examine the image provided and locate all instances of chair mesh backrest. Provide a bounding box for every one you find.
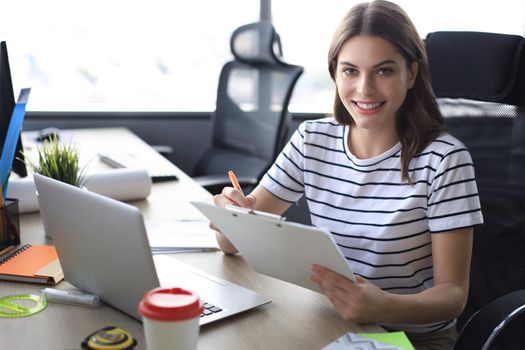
[426,31,525,333]
[436,99,525,189]
[212,22,303,163]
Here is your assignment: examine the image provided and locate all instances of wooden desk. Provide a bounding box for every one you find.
[1,128,380,349]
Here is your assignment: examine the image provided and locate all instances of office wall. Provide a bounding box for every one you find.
[23,112,318,176]
[24,112,212,175]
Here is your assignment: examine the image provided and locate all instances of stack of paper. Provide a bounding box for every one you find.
[145,219,219,254]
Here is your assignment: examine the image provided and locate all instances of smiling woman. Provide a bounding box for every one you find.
[212,2,484,349]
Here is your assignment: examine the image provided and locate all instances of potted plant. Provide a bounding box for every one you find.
[24,133,88,187]
[24,133,89,240]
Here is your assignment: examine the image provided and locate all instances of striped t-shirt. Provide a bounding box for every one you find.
[260,117,484,333]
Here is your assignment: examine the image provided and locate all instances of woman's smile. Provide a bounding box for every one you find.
[352,100,386,115]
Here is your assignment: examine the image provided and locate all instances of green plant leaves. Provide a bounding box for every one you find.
[24,134,87,187]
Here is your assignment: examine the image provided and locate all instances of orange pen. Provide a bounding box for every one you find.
[228,170,245,196]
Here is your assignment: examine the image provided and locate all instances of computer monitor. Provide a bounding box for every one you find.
[0,41,27,178]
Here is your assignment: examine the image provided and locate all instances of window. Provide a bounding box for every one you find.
[1,0,524,113]
[1,0,258,112]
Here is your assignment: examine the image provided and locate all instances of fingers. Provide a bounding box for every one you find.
[311,265,364,322]
[310,264,355,293]
[213,187,256,209]
[246,194,256,207]
[210,188,257,234]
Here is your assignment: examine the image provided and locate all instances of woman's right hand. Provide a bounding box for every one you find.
[213,186,257,209]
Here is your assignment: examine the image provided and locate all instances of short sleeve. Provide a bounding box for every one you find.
[427,144,484,232]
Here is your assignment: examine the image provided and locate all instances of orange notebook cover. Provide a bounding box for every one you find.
[0,244,64,284]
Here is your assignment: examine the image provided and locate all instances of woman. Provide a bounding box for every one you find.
[213,1,483,349]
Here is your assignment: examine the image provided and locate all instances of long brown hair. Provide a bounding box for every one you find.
[328,0,446,183]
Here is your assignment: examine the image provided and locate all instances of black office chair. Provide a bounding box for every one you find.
[192,22,303,194]
[425,31,525,339]
[453,290,525,350]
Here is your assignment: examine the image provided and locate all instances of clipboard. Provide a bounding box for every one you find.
[191,201,355,293]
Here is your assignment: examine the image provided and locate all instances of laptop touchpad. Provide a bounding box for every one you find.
[160,271,226,288]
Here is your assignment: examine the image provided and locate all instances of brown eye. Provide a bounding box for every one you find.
[343,68,358,76]
[377,67,393,75]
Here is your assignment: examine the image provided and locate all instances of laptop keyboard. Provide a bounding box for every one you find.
[201,302,223,318]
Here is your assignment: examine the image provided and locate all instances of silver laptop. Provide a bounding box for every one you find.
[34,174,270,325]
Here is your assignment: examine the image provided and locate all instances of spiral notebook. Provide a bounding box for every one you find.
[0,244,64,284]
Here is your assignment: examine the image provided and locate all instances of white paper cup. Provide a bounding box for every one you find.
[138,287,203,350]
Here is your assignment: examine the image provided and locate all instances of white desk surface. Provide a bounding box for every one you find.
[1,128,381,349]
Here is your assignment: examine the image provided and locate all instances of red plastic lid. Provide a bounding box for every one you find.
[138,287,203,321]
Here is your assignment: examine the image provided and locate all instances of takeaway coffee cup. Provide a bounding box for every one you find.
[138,287,203,350]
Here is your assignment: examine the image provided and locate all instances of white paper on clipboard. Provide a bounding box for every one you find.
[191,201,355,293]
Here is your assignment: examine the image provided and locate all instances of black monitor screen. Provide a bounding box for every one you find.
[0,41,27,178]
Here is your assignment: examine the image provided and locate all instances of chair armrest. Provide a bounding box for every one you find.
[192,175,258,195]
[454,290,525,350]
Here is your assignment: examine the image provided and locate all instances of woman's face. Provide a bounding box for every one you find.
[335,34,418,133]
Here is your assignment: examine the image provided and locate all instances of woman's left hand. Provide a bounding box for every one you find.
[310,264,388,324]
